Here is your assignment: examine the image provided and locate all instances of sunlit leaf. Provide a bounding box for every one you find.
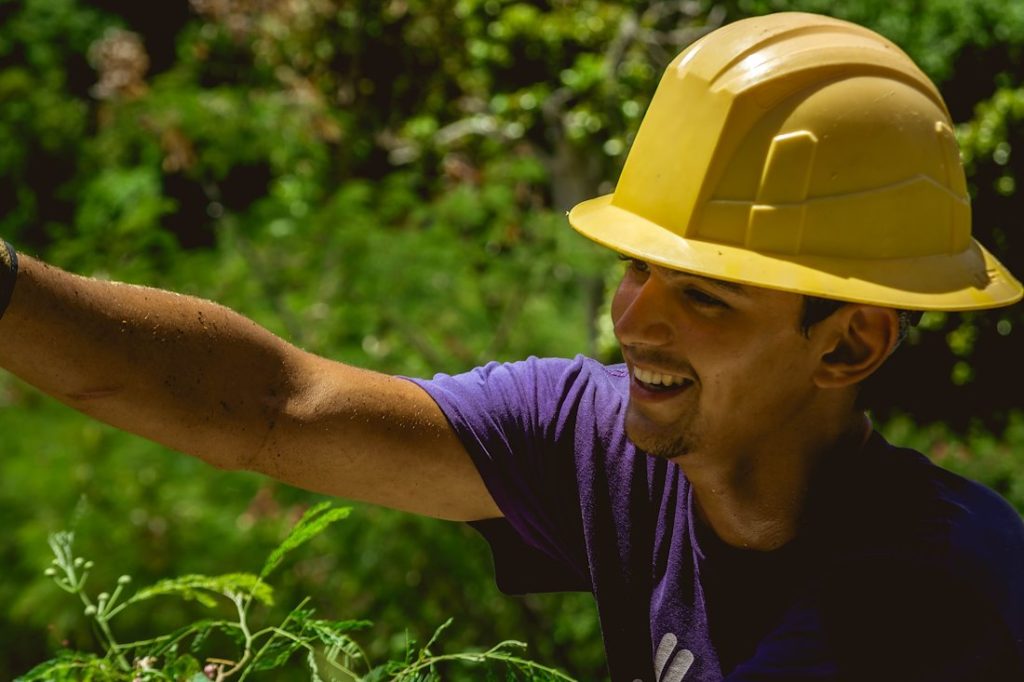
[127,573,274,608]
[258,503,352,580]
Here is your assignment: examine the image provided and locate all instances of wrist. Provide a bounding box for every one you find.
[0,240,19,320]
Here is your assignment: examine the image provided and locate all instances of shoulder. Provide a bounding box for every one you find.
[408,355,628,411]
[402,355,631,453]
[485,354,628,390]
[814,432,1024,557]
[807,433,1024,674]
[880,439,1024,623]
[870,435,1024,567]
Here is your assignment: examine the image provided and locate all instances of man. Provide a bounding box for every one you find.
[1,11,1022,681]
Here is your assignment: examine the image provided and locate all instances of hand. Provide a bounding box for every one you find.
[0,240,18,320]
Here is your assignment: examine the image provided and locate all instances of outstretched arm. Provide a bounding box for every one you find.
[0,254,501,522]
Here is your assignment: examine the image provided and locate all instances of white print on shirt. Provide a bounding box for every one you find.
[633,632,694,682]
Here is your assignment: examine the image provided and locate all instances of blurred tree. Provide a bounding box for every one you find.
[719,1,1024,429]
[2,0,1024,679]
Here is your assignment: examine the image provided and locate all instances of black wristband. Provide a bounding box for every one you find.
[0,240,19,321]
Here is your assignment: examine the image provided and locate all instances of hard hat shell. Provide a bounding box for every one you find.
[568,12,1022,310]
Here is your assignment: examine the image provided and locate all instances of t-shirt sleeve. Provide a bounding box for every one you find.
[404,356,594,594]
[727,440,1024,681]
[726,559,1024,681]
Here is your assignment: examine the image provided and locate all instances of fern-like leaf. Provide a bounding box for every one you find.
[126,572,274,608]
[259,502,352,580]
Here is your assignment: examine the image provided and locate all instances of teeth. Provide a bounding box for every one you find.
[633,366,689,387]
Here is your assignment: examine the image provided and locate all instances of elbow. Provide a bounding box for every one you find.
[233,382,297,474]
[64,385,125,404]
[202,449,250,473]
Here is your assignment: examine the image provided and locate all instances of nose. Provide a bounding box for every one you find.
[612,271,675,348]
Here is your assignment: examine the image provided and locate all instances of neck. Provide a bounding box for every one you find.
[677,411,871,551]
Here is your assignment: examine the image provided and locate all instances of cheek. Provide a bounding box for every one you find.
[610,279,633,326]
[701,340,811,402]
[724,348,816,411]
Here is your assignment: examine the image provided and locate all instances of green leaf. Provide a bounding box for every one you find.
[302,617,371,666]
[128,618,241,658]
[249,634,306,672]
[189,620,245,654]
[361,664,391,682]
[127,572,274,608]
[307,649,325,682]
[421,617,453,658]
[258,502,352,580]
[249,602,317,673]
[164,653,201,679]
[15,651,111,681]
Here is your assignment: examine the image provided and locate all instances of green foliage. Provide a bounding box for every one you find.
[20,507,576,682]
[708,0,1024,427]
[3,0,1024,679]
[129,573,275,610]
[725,0,1024,82]
[882,412,1024,513]
[259,503,352,581]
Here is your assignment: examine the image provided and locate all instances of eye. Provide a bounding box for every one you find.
[684,287,728,309]
[618,255,650,274]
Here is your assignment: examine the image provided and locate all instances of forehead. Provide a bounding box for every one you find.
[659,267,749,296]
[648,262,808,314]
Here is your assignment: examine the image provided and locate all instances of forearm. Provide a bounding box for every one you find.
[0,253,502,520]
[0,255,306,469]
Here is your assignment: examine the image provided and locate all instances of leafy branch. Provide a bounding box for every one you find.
[21,505,578,682]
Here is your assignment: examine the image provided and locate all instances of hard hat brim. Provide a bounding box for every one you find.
[569,193,1023,311]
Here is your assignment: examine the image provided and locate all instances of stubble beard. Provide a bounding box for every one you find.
[624,407,702,460]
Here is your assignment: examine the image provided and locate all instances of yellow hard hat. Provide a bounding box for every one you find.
[569,12,1022,310]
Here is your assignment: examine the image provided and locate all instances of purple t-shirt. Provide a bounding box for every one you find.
[408,355,1024,681]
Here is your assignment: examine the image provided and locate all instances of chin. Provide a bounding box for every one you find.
[625,417,695,460]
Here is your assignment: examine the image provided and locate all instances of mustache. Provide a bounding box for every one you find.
[622,347,696,378]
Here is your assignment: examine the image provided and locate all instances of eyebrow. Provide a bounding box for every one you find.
[618,253,752,297]
[661,268,751,297]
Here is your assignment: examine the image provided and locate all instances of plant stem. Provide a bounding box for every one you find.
[95,614,131,671]
[242,596,311,678]
[392,650,579,682]
[217,594,254,680]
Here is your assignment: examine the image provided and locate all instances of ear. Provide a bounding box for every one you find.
[813,305,899,389]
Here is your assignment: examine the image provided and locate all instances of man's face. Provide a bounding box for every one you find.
[611,258,823,464]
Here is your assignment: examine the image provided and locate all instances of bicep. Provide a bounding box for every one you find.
[248,354,502,522]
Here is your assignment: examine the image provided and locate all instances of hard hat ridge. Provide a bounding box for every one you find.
[568,12,1022,310]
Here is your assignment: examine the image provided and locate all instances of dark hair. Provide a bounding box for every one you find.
[800,296,847,336]
[799,295,922,409]
[800,295,922,346]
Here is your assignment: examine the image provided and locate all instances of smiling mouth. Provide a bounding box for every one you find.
[632,366,693,393]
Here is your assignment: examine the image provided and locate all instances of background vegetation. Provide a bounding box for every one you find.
[2,0,1023,679]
